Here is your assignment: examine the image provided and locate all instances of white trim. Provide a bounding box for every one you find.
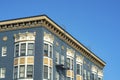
[0,68,6,78]
[13,41,35,79]
[1,46,7,57]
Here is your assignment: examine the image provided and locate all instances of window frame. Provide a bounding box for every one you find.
[43,42,53,58]
[0,68,6,78]
[2,46,7,56]
[14,41,35,57]
[66,56,74,70]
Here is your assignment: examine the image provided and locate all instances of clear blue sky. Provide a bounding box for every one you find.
[0,0,119,80]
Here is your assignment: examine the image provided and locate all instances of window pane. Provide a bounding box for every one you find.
[71,59,74,70]
[44,65,48,79]
[77,64,80,75]
[67,58,70,69]
[87,72,90,80]
[44,44,48,57]
[27,65,33,78]
[19,65,25,78]
[49,67,52,80]
[56,71,59,80]
[49,45,52,58]
[14,66,18,79]
[28,43,34,49]
[61,55,64,65]
[15,44,19,57]
[20,43,26,56]
[56,52,59,64]
[28,43,34,56]
[67,77,70,80]
[83,70,86,80]
[91,73,94,80]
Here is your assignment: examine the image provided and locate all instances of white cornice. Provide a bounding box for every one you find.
[0,15,106,68]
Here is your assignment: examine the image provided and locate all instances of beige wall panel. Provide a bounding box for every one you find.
[67,70,71,77]
[76,75,81,80]
[20,58,25,64]
[14,58,18,65]
[27,57,34,64]
[72,71,74,78]
[44,58,48,65]
[49,59,53,67]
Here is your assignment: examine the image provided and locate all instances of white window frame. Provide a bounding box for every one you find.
[44,41,53,58]
[76,62,82,75]
[14,41,35,57]
[0,68,6,78]
[61,55,64,65]
[66,56,74,70]
[56,71,59,80]
[83,70,87,80]
[87,71,90,80]
[55,52,59,64]
[2,46,7,56]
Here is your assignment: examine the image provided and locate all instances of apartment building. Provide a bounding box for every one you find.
[0,15,106,80]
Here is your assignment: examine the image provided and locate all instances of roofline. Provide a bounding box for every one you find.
[45,15,106,64]
[0,14,106,67]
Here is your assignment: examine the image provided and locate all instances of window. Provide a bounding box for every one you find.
[44,43,53,58]
[76,63,82,75]
[67,77,73,80]
[91,73,94,80]
[27,43,34,56]
[91,73,97,80]
[49,67,52,80]
[98,77,102,80]
[61,55,64,65]
[67,77,71,80]
[2,46,7,56]
[44,65,48,79]
[15,44,19,57]
[15,42,34,57]
[44,43,48,57]
[27,65,33,78]
[43,65,52,80]
[20,43,26,56]
[55,52,59,64]
[0,68,6,78]
[14,65,34,79]
[19,65,25,78]
[87,72,90,80]
[14,66,18,79]
[67,57,73,70]
[67,58,70,69]
[56,71,59,80]
[50,45,52,58]
[77,64,80,75]
[83,70,86,80]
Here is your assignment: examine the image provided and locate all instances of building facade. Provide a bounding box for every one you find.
[0,15,106,80]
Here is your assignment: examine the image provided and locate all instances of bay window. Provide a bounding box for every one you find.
[14,42,35,57]
[43,42,53,80]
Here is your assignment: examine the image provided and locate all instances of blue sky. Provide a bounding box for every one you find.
[0,0,120,80]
